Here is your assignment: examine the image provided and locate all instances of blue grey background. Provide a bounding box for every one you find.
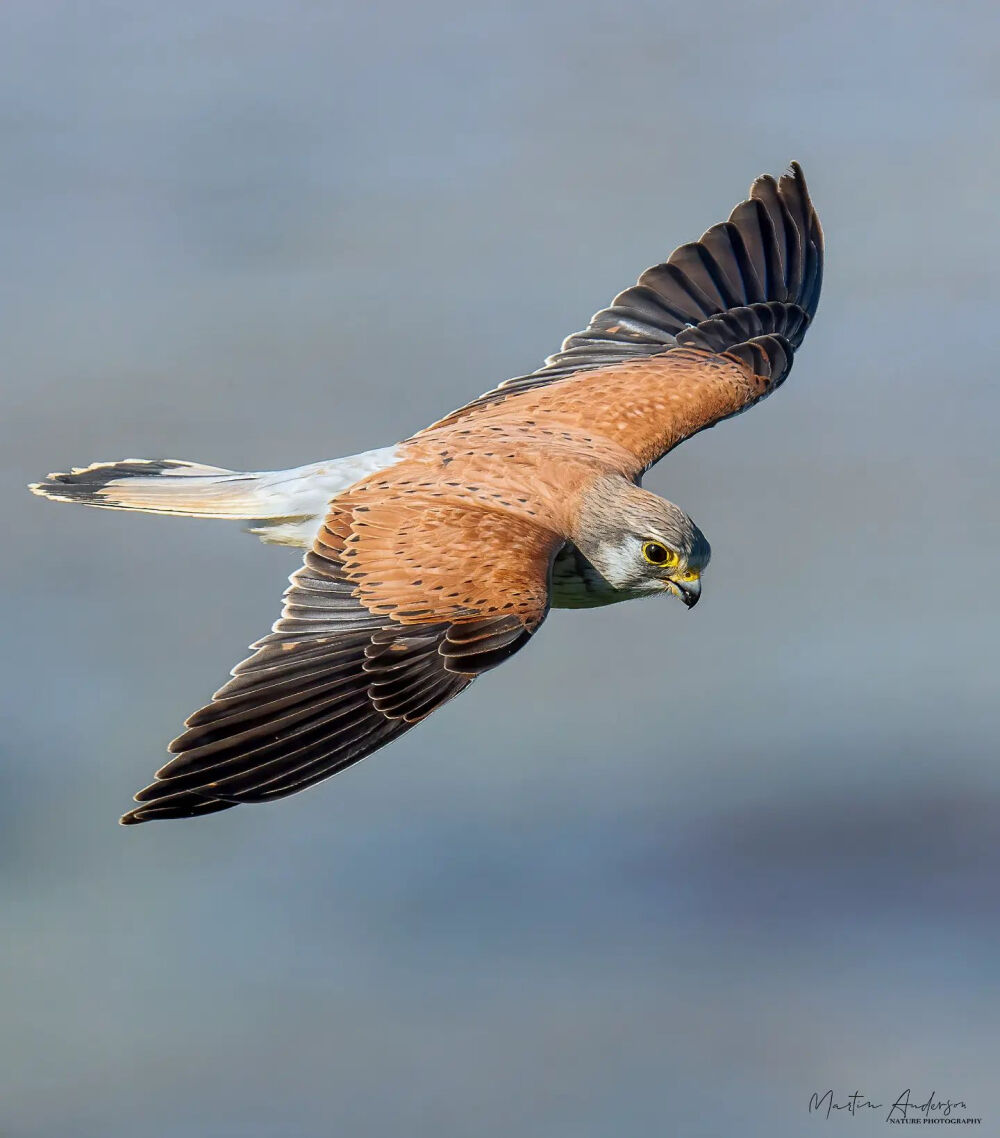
[3,2,999,1135]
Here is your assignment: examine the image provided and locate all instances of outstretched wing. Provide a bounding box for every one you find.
[122,492,560,824]
[430,162,822,472]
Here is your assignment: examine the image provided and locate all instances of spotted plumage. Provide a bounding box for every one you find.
[30,162,823,823]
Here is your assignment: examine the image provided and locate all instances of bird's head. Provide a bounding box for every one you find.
[571,476,710,608]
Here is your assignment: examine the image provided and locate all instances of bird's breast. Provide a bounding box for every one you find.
[549,543,633,609]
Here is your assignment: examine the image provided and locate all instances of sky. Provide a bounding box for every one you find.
[2,2,999,1135]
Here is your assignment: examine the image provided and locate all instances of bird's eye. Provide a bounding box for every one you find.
[642,541,678,568]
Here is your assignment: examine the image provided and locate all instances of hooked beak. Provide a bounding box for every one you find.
[666,573,701,608]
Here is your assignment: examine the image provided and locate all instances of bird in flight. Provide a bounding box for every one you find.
[32,163,823,824]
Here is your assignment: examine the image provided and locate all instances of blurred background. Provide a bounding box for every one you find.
[3,2,999,1135]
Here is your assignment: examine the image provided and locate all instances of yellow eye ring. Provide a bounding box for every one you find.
[642,541,679,568]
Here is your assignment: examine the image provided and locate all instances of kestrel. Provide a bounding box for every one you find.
[32,163,823,824]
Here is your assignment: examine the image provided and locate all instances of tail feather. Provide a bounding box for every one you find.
[29,446,401,547]
[30,459,271,520]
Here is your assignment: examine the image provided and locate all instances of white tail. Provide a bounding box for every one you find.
[30,448,399,547]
